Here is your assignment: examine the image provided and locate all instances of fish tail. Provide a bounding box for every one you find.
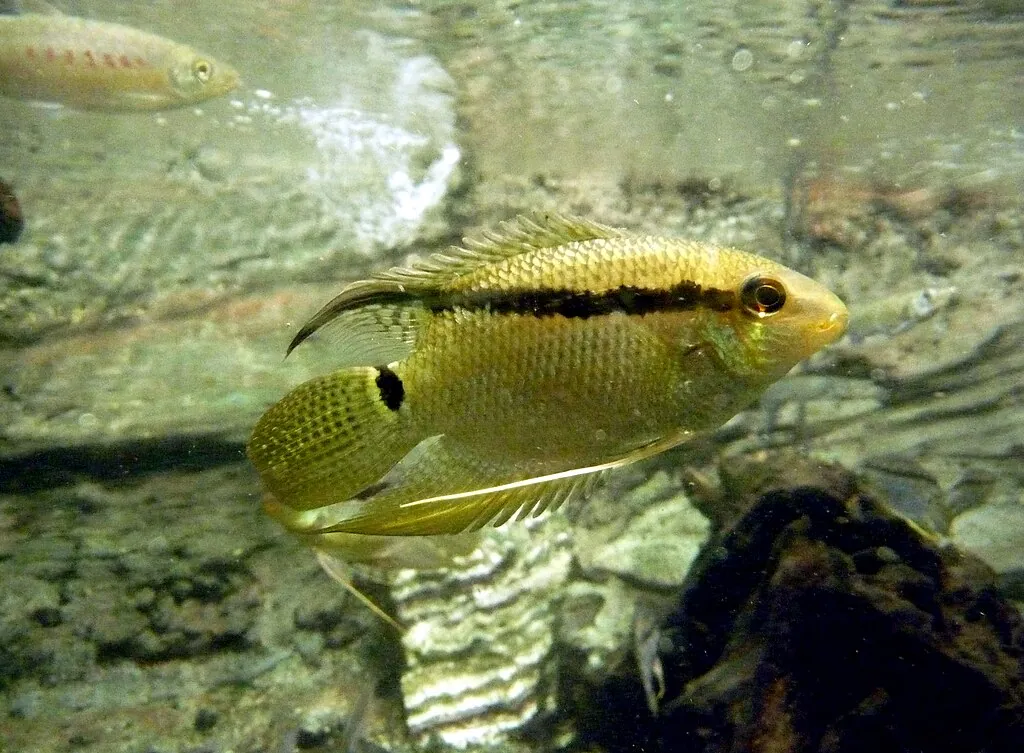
[247,367,421,512]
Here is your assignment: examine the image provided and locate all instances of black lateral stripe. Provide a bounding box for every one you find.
[427,281,735,318]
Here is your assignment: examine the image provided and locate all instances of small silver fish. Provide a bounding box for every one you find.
[0,4,238,111]
[248,215,848,539]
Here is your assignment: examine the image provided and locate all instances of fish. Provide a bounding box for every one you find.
[0,178,24,243]
[247,214,848,539]
[0,3,238,111]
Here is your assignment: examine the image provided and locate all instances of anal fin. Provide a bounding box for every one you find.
[314,431,690,536]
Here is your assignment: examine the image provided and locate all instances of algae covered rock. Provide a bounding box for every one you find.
[392,517,574,751]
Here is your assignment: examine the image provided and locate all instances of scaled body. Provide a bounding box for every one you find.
[248,215,848,538]
[0,10,238,111]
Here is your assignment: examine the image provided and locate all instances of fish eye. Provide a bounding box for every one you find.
[192,59,213,83]
[740,274,787,317]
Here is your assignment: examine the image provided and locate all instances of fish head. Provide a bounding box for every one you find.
[700,249,848,382]
[167,52,239,104]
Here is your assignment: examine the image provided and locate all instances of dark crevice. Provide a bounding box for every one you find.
[0,435,247,493]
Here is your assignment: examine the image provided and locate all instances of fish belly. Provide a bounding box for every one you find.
[401,310,693,467]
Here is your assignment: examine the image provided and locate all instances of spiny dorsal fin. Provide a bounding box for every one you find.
[286,286,423,360]
[287,214,625,356]
[376,213,626,288]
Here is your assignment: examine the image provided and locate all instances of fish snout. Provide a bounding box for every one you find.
[819,306,849,339]
[802,293,848,356]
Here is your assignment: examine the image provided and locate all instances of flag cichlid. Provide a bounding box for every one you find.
[248,215,848,539]
[0,8,238,111]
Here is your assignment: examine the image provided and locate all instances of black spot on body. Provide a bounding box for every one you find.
[375,367,404,411]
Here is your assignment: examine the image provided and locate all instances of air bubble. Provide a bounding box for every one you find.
[731,47,754,72]
[78,413,99,430]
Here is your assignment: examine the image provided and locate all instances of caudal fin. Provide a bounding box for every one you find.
[247,367,421,513]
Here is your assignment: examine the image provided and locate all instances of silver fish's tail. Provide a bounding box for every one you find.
[247,367,422,513]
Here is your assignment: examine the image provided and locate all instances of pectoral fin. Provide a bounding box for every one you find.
[314,549,404,632]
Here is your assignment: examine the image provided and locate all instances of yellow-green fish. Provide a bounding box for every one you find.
[0,6,238,111]
[248,215,848,539]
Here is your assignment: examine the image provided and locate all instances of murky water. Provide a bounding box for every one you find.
[1,1,1022,751]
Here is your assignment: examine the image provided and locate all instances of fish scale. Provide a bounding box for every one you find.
[248,214,848,538]
[402,310,674,460]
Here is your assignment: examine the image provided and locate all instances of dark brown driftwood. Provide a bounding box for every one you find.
[585,455,1024,753]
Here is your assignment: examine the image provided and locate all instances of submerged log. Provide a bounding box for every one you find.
[585,455,1024,753]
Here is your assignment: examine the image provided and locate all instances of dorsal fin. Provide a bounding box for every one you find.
[375,213,626,288]
[287,214,626,356]
[285,283,423,359]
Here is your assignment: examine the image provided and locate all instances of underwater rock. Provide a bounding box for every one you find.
[583,455,1024,753]
[379,462,712,751]
[391,516,573,751]
[557,578,641,687]
[0,468,266,692]
[0,462,410,752]
[858,453,948,533]
[724,314,1024,543]
[574,470,711,589]
[0,574,62,689]
[950,505,1024,599]
[0,286,335,456]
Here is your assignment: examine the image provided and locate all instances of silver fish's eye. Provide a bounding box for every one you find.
[740,274,787,317]
[192,59,213,83]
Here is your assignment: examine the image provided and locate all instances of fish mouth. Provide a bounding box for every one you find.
[817,308,849,341]
[223,68,242,89]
